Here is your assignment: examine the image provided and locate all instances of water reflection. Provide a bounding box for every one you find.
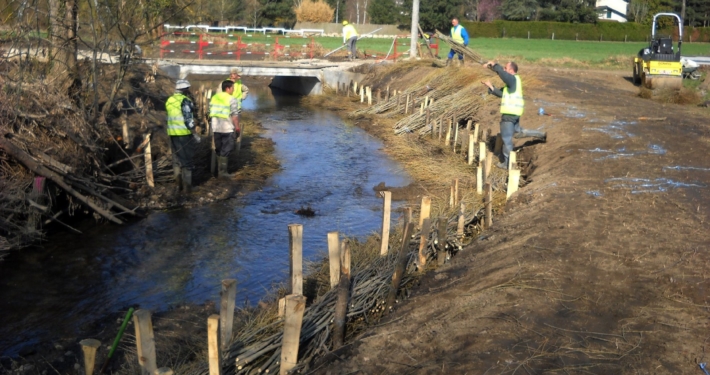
[0,82,410,356]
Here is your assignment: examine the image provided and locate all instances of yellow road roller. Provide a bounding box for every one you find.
[633,13,683,91]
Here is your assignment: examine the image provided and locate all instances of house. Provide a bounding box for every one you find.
[596,0,629,22]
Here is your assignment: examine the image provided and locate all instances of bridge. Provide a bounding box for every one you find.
[157,58,365,95]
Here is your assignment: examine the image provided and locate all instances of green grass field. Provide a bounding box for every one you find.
[167,32,710,68]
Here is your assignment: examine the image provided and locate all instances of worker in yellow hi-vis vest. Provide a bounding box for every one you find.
[342,20,359,61]
[482,61,547,170]
[447,18,469,66]
[165,79,201,192]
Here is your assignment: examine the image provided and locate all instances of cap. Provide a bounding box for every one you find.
[342,20,348,25]
[175,79,190,90]
[230,67,241,75]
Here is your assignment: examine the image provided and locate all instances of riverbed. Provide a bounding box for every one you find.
[0,81,410,357]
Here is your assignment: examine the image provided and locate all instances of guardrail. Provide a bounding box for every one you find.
[159,31,315,60]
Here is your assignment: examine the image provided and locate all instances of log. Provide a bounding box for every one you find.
[0,137,123,224]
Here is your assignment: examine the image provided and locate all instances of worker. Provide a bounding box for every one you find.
[342,21,359,61]
[210,80,241,178]
[481,61,546,170]
[447,18,469,66]
[165,79,200,192]
[227,68,250,110]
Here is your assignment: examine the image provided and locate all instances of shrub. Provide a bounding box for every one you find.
[294,0,334,23]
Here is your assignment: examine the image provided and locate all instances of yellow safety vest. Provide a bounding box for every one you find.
[225,78,243,109]
[210,92,232,119]
[501,75,525,116]
[343,24,358,40]
[165,93,192,136]
[451,25,464,44]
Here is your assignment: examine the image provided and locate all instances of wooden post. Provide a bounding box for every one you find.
[377,89,381,102]
[507,169,521,199]
[436,218,447,266]
[387,221,414,309]
[424,95,429,107]
[353,81,358,93]
[278,297,286,318]
[484,183,492,228]
[420,102,424,115]
[396,93,401,111]
[479,142,486,162]
[380,191,392,256]
[404,207,412,227]
[425,108,430,130]
[419,196,431,227]
[445,120,452,146]
[438,116,443,139]
[417,217,431,267]
[144,135,154,187]
[154,368,174,375]
[79,339,101,375]
[494,133,503,154]
[485,151,493,180]
[454,179,459,206]
[360,87,364,103]
[133,310,157,375]
[457,202,465,238]
[508,150,517,170]
[208,315,220,375]
[453,123,459,152]
[327,231,340,289]
[288,224,303,295]
[476,162,483,195]
[335,82,339,94]
[449,184,454,208]
[280,295,306,375]
[468,134,475,165]
[386,85,390,100]
[366,86,372,105]
[120,113,129,148]
[405,94,410,114]
[332,241,351,349]
[473,123,479,144]
[219,279,236,350]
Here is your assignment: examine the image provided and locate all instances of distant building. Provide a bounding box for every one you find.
[596,0,629,22]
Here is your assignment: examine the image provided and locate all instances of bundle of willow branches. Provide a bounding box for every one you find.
[434,30,485,63]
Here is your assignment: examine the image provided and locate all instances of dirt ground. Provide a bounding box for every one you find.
[313,66,710,374]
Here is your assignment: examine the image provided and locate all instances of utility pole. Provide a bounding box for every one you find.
[681,0,686,26]
[409,0,419,58]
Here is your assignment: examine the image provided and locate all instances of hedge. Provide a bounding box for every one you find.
[460,20,710,43]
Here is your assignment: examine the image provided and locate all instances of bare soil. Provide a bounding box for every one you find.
[314,66,710,374]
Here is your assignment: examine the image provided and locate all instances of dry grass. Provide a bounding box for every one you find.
[638,86,702,105]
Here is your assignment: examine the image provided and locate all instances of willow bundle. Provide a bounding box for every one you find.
[393,88,484,135]
[435,30,485,63]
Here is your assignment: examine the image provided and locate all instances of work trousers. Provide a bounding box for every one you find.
[170,135,195,169]
[214,132,235,157]
[346,36,358,58]
[500,117,545,164]
[448,49,463,60]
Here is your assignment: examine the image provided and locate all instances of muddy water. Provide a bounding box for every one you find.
[0,83,410,356]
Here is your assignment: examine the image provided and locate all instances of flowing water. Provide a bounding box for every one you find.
[0,82,410,356]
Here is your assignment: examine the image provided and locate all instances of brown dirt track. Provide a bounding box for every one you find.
[315,67,710,374]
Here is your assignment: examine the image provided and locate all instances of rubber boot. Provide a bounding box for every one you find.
[218,156,235,179]
[181,168,192,194]
[446,58,452,67]
[174,166,182,190]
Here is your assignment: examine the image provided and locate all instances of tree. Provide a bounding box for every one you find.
[369,0,398,24]
[294,0,334,22]
[260,0,295,26]
[628,0,650,23]
[477,0,501,21]
[401,0,464,31]
[501,0,538,20]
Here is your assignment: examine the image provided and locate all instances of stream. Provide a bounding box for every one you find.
[0,81,411,357]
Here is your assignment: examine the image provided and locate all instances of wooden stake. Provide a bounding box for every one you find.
[485,151,493,180]
[387,221,414,309]
[418,217,431,267]
[133,310,157,375]
[453,123,459,152]
[332,241,351,349]
[494,133,503,154]
[468,134,475,165]
[454,179,459,205]
[288,224,303,295]
[380,191,392,256]
[386,85,390,100]
[479,141,486,162]
[507,169,521,199]
[405,94,410,114]
[420,102,424,115]
[404,207,412,227]
[476,162,483,195]
[360,87,364,103]
[438,116,443,139]
[280,295,306,375]
[457,202,465,238]
[278,297,285,318]
[508,150,517,171]
[366,86,372,105]
[208,315,220,375]
[353,81,358,93]
[449,184,454,208]
[484,183,492,228]
[424,95,429,107]
[327,231,340,289]
[445,120,452,146]
[144,134,154,188]
[79,339,101,375]
[219,279,236,350]
[121,114,129,148]
[377,89,381,102]
[419,196,431,227]
[436,218,447,266]
[425,108,430,130]
[154,368,174,375]
[473,123,479,144]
